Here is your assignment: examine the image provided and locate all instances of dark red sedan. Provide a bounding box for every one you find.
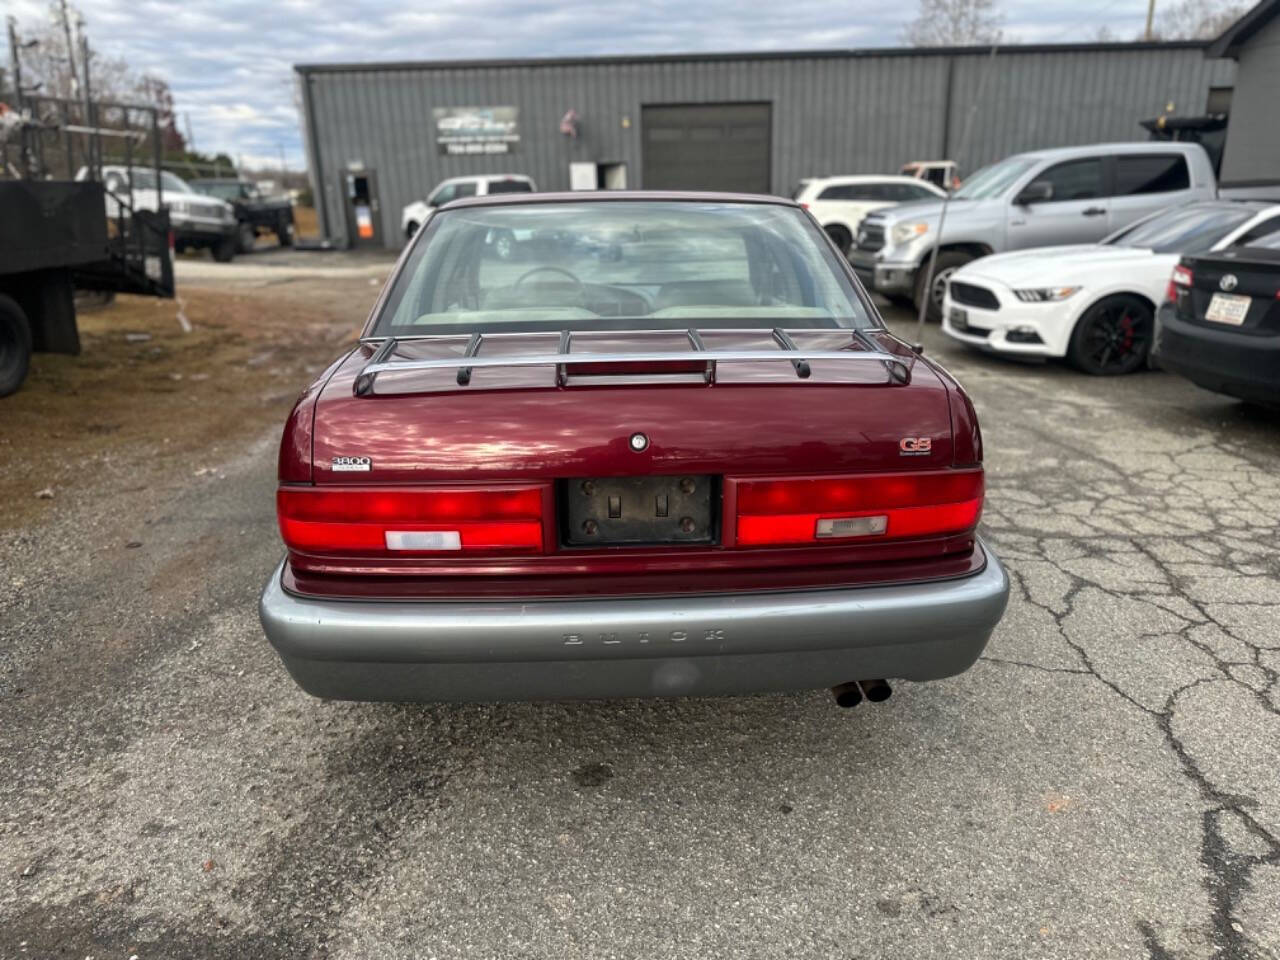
[259,192,1008,706]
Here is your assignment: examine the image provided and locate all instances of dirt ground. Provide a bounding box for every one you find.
[0,250,393,530]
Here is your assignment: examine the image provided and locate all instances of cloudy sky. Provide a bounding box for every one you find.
[8,0,1164,169]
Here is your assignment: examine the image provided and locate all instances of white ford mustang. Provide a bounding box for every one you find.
[941,201,1280,375]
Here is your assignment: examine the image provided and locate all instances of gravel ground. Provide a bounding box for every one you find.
[1,261,1278,959]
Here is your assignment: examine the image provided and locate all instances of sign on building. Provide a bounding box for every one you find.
[433,106,520,155]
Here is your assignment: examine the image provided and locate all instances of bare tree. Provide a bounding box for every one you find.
[1152,0,1246,39]
[903,0,1003,46]
[18,18,129,102]
[10,6,185,151]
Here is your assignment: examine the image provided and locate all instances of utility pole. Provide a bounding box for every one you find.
[57,0,80,97]
[78,19,96,177]
[7,17,25,111]
[1145,0,1157,40]
[7,16,31,177]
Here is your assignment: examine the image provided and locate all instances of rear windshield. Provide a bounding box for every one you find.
[1247,231,1280,251]
[1107,204,1256,254]
[373,201,874,335]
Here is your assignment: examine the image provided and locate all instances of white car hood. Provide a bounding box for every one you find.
[961,245,1162,286]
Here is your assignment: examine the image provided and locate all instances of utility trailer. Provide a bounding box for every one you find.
[0,179,173,396]
[3,58,177,395]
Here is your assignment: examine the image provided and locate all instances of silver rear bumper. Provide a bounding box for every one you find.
[259,541,1009,703]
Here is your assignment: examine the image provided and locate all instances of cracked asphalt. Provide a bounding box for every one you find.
[2,276,1278,959]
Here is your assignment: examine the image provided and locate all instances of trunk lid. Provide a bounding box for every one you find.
[311,329,954,483]
[1180,249,1280,334]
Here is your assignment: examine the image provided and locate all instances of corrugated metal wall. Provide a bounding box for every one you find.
[1219,14,1280,184]
[298,45,1236,248]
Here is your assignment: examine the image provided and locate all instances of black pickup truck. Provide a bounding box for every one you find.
[189,179,294,253]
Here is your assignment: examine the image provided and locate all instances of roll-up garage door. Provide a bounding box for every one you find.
[641,103,772,194]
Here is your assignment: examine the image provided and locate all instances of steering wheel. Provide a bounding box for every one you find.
[515,266,584,289]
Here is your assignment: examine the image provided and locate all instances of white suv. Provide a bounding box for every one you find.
[793,176,947,256]
[401,174,536,240]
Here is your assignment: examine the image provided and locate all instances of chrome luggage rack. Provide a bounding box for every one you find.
[353,328,913,397]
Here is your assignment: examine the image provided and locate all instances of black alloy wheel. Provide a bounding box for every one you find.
[1068,294,1154,376]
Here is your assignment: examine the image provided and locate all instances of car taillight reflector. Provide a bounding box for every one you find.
[734,470,983,547]
[277,487,544,555]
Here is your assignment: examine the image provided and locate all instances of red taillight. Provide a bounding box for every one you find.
[732,470,984,547]
[1167,264,1193,303]
[277,487,544,555]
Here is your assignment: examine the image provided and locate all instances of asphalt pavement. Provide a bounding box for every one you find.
[1,279,1278,959]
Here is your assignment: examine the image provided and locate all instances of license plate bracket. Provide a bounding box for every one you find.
[562,475,717,547]
[1205,292,1251,326]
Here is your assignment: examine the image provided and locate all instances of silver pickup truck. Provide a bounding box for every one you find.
[849,142,1217,319]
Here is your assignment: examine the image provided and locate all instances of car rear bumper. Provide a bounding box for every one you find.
[258,541,1010,703]
[1154,303,1280,406]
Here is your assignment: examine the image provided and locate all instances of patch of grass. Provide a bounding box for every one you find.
[0,285,358,529]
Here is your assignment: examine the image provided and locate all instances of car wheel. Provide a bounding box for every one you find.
[493,229,515,260]
[236,221,256,254]
[1067,294,1154,376]
[276,217,294,247]
[212,235,236,263]
[0,294,33,397]
[405,221,420,240]
[824,224,852,256]
[912,251,972,323]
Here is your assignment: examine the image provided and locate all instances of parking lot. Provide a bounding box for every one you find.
[1,250,1278,959]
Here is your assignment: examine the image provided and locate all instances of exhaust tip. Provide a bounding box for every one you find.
[832,681,864,708]
[861,679,893,703]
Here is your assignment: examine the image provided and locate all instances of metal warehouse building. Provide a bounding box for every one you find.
[296,41,1235,249]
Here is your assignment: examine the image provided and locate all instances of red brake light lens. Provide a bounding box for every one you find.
[277,487,544,555]
[1167,264,1193,303]
[733,469,984,547]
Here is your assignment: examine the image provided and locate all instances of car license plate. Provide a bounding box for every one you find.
[562,475,715,547]
[1205,292,1250,325]
[949,307,969,331]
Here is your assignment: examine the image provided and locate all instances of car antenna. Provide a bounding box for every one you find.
[914,38,1001,345]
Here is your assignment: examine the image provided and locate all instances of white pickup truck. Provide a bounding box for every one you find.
[78,166,239,261]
